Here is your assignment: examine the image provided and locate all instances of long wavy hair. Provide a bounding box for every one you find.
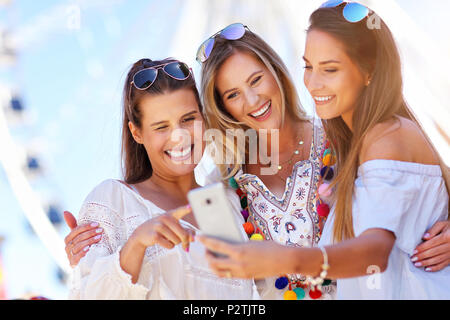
[307,4,450,242]
[200,29,310,179]
[121,58,202,184]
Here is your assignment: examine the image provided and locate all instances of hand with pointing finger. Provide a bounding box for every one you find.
[64,205,194,268]
[119,204,195,284]
[130,204,195,252]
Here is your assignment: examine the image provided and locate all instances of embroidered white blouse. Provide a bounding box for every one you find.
[235,121,337,300]
[319,160,450,299]
[68,178,257,300]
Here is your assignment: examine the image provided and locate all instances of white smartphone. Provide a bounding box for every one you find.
[187,182,247,254]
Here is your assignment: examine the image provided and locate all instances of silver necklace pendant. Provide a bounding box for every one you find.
[276,140,303,171]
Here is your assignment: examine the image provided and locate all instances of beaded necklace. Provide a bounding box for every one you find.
[229,140,336,300]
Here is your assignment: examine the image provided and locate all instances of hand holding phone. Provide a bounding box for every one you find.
[187,183,247,257]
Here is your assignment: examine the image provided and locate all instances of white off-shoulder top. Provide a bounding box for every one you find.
[319,160,450,299]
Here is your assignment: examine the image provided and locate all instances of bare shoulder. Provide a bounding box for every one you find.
[360,117,439,165]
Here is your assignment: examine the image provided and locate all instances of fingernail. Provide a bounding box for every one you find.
[95,228,103,233]
[411,256,418,262]
[186,204,191,210]
[425,267,432,272]
[90,222,99,227]
[94,234,102,240]
[423,233,430,238]
[83,246,90,252]
[185,246,190,253]
[412,250,418,255]
[414,262,422,267]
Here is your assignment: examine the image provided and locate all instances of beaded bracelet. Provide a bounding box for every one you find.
[306,246,330,291]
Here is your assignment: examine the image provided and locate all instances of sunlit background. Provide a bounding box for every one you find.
[0,0,448,299]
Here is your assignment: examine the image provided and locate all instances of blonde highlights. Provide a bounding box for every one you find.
[200,30,310,179]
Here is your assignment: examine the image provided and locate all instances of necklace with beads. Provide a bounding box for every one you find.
[276,139,304,171]
[265,127,306,182]
[244,130,305,182]
[273,139,305,183]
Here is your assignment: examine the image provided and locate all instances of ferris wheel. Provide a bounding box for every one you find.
[0,0,150,277]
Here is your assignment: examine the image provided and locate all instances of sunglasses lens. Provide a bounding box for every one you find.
[204,38,215,60]
[220,23,245,40]
[197,38,215,63]
[320,0,343,8]
[133,68,157,89]
[164,62,190,80]
[343,3,369,22]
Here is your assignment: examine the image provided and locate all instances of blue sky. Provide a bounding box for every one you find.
[0,0,184,299]
[0,0,448,299]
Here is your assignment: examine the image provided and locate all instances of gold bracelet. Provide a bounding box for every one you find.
[306,246,330,291]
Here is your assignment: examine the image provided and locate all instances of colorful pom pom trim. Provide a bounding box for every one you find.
[276,275,332,300]
[229,140,336,300]
[278,141,336,299]
[229,177,262,241]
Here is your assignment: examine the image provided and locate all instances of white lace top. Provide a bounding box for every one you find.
[68,179,257,300]
[235,121,337,300]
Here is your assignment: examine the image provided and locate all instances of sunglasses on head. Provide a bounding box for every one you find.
[196,23,249,63]
[131,61,192,91]
[320,0,370,23]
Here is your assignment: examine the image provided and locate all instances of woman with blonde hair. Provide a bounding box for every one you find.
[199,3,450,299]
[197,23,337,299]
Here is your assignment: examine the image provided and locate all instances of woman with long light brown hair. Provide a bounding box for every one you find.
[199,2,450,299]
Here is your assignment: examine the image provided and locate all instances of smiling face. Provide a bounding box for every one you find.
[303,29,369,125]
[215,50,283,130]
[129,88,204,178]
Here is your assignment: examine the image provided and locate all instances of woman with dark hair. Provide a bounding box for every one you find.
[198,2,450,299]
[67,58,256,299]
